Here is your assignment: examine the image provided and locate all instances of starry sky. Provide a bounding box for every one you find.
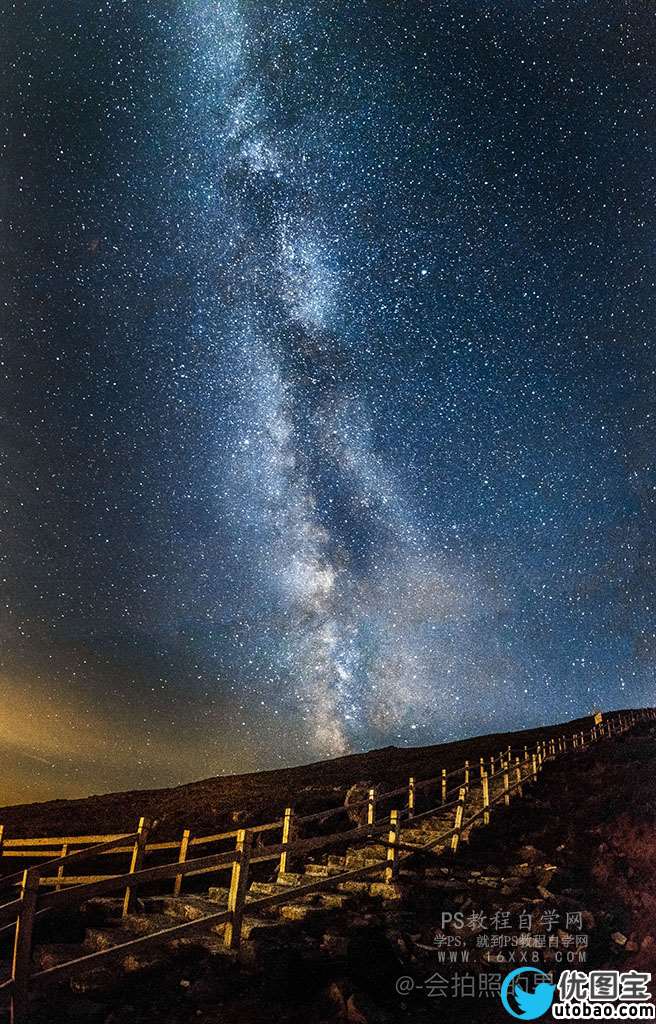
[1,1,654,804]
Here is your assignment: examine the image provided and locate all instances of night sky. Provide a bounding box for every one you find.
[1,1,654,804]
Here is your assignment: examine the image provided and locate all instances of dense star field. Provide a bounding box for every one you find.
[1,1,654,802]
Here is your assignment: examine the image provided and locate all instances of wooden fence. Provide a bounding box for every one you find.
[0,707,652,1023]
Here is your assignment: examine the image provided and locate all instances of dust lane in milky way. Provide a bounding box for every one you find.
[1,1,655,801]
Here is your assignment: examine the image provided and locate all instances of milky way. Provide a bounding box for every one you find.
[1,1,655,800]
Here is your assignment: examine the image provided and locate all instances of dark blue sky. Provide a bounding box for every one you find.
[1,0,654,802]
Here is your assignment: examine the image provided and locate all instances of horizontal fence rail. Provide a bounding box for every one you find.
[0,707,652,1023]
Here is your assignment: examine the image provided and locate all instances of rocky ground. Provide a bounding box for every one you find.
[0,717,653,1023]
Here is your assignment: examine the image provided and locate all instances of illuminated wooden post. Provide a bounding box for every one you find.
[503,761,510,806]
[523,744,528,762]
[0,824,4,861]
[173,829,191,896]
[441,769,447,804]
[463,761,470,794]
[224,829,253,949]
[514,756,522,796]
[482,772,490,825]
[451,787,466,855]
[55,843,68,891]
[408,777,416,818]
[479,757,485,781]
[490,754,495,777]
[123,816,149,918]
[531,753,538,782]
[367,787,376,826]
[385,810,400,882]
[279,807,294,875]
[11,866,40,1024]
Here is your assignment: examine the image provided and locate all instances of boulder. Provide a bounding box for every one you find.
[344,781,382,827]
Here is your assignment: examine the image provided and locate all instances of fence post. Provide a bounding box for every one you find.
[55,843,68,892]
[451,787,466,855]
[279,807,294,876]
[479,757,485,781]
[408,777,416,818]
[122,816,150,918]
[0,824,4,861]
[464,761,470,794]
[367,787,377,827]
[441,769,447,805]
[482,772,490,825]
[503,761,510,806]
[385,810,400,883]
[173,829,191,896]
[224,829,253,949]
[490,755,495,778]
[11,866,40,1024]
[514,756,522,796]
[531,753,538,782]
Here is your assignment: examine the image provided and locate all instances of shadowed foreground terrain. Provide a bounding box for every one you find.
[0,713,654,1023]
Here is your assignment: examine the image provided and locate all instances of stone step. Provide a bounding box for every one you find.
[84,925,145,952]
[337,881,371,895]
[317,893,350,910]
[344,856,384,873]
[304,863,333,878]
[276,871,304,886]
[148,895,224,919]
[249,881,287,897]
[279,904,325,922]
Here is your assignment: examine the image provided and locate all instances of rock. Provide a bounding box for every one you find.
[322,932,350,957]
[347,991,373,1023]
[484,865,502,877]
[537,865,559,887]
[344,781,380,827]
[69,969,116,996]
[518,845,543,863]
[537,886,556,900]
[186,965,227,1005]
[581,911,596,930]
[423,878,465,891]
[369,882,405,901]
[65,999,107,1023]
[611,931,628,946]
[511,863,532,878]
[640,935,654,952]
[626,940,639,952]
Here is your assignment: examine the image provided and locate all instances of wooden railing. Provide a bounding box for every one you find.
[0,707,652,1023]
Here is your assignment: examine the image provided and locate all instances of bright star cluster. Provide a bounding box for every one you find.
[1,1,654,800]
